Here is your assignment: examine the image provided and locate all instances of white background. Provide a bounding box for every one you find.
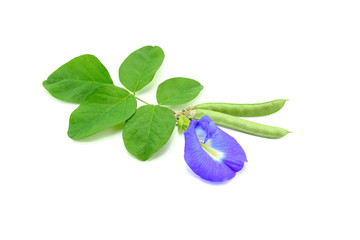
[1,0,359,239]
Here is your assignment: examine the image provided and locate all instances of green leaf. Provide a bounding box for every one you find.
[119,46,164,92]
[68,85,136,140]
[123,105,175,161]
[43,54,113,103]
[156,77,203,105]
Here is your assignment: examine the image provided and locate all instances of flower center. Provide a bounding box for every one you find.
[200,141,223,162]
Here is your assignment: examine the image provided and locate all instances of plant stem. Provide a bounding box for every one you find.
[134,96,150,105]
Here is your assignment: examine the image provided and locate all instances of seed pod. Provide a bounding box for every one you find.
[195,99,288,117]
[194,109,290,139]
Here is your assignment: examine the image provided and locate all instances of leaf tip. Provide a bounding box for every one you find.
[42,79,49,87]
[67,130,77,140]
[138,155,151,161]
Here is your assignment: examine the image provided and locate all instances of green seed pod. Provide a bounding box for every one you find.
[195,99,288,117]
[194,109,290,139]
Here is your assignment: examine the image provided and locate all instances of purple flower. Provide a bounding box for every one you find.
[184,116,247,182]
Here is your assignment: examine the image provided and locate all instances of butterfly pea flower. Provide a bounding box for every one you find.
[184,115,247,182]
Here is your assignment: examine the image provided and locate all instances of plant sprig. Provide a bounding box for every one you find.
[43,45,290,163]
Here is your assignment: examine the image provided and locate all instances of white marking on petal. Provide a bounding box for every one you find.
[200,140,224,162]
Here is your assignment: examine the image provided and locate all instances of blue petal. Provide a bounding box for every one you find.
[184,116,247,182]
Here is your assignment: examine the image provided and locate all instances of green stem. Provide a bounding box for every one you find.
[134,96,150,105]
